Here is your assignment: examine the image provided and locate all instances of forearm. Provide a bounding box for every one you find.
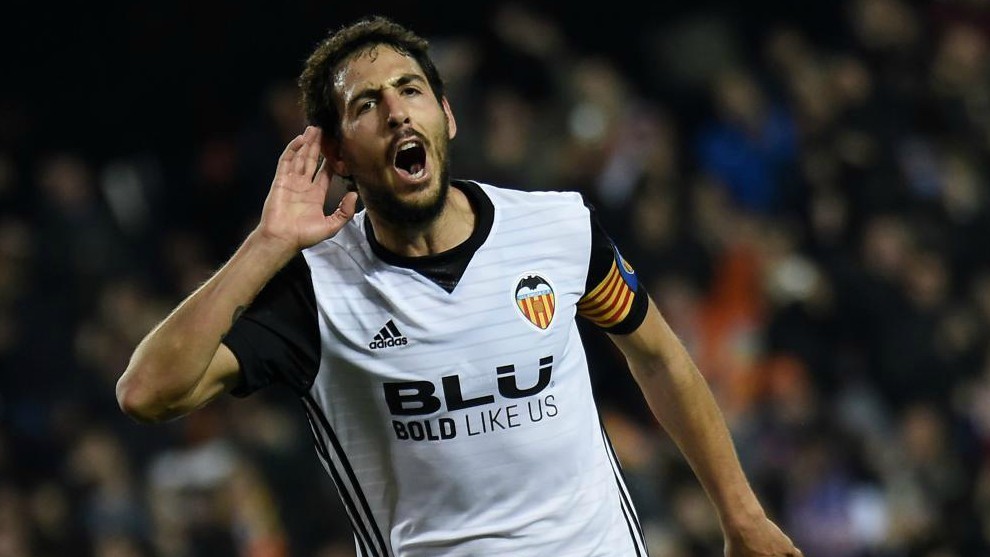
[117,231,295,421]
[628,348,765,528]
[611,296,767,529]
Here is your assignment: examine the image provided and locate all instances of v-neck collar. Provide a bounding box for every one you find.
[365,180,494,293]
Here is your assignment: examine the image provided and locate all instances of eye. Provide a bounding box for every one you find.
[402,86,421,97]
[358,99,376,114]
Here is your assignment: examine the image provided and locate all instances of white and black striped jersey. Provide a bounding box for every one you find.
[223,180,651,556]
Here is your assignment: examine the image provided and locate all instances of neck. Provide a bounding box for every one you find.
[367,185,476,257]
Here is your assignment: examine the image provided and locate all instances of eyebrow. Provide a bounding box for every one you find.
[346,73,428,112]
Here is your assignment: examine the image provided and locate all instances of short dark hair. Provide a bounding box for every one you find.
[298,16,446,140]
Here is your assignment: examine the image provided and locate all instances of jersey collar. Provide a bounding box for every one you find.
[364,180,495,291]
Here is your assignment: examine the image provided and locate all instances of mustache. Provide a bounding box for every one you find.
[390,129,428,152]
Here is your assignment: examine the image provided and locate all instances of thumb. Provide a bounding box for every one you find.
[326,191,359,229]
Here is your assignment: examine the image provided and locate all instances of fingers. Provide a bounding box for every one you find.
[279,126,323,179]
[308,129,324,178]
[276,133,307,175]
[292,126,321,177]
[291,128,312,175]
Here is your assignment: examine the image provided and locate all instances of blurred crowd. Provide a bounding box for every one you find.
[4,0,990,556]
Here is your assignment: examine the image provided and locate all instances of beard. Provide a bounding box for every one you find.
[362,170,450,228]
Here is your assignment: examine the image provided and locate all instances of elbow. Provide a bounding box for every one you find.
[115,368,172,424]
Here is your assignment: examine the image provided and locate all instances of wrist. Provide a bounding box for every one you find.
[718,499,767,533]
[708,482,766,529]
[240,229,300,270]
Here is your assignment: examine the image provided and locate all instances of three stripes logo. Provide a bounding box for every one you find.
[369,319,408,350]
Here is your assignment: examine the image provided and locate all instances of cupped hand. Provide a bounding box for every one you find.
[257,126,358,253]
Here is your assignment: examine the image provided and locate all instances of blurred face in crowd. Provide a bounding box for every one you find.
[328,45,457,228]
[714,70,765,128]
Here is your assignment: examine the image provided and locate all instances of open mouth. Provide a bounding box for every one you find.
[393,139,428,180]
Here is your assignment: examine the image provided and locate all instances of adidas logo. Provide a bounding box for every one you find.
[369,319,408,350]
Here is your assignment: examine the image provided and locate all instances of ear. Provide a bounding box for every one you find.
[321,136,350,178]
[441,97,457,140]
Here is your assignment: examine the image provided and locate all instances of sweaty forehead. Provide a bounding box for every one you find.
[332,45,424,102]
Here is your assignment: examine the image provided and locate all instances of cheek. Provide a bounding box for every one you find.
[341,116,381,146]
[428,116,451,148]
[340,132,382,166]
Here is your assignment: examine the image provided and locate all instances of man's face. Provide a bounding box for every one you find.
[330,45,457,227]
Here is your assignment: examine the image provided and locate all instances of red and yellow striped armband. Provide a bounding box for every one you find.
[577,251,640,329]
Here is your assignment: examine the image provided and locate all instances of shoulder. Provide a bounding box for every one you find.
[470,180,589,213]
[469,181,594,260]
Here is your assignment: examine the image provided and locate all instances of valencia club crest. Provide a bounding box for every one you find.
[514,273,556,330]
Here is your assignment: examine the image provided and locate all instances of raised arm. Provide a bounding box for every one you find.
[116,126,357,423]
[609,297,802,557]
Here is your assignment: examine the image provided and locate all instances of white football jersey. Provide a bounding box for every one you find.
[225,181,650,556]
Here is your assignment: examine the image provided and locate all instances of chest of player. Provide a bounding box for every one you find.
[306,218,591,416]
[327,246,581,360]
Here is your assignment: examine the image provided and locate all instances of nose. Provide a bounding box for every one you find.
[384,93,410,129]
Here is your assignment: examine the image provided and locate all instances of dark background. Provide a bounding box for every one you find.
[1,0,849,159]
[3,1,990,556]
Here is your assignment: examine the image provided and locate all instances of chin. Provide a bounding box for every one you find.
[367,175,449,228]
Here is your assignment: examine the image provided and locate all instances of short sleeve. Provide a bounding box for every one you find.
[576,205,649,335]
[222,254,321,397]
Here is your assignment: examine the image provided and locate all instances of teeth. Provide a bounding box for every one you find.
[399,141,418,151]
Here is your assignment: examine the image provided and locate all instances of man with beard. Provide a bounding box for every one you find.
[116,16,802,557]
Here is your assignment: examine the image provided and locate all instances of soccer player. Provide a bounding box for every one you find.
[116,15,802,557]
